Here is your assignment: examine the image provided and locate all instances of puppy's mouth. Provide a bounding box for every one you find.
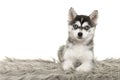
[77,36,83,39]
[76,37,85,42]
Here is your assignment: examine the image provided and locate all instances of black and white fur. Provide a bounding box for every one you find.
[58,7,98,73]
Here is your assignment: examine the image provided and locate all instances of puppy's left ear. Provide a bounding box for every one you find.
[68,7,77,22]
[89,10,98,26]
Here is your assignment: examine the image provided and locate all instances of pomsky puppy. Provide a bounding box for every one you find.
[58,7,98,73]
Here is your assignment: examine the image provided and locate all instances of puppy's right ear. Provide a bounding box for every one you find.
[89,10,98,26]
[68,7,77,22]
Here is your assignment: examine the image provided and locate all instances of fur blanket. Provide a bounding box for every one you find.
[0,58,120,80]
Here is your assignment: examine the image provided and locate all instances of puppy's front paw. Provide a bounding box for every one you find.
[63,64,74,71]
[76,66,88,72]
[76,63,92,72]
[63,66,74,74]
[62,61,75,73]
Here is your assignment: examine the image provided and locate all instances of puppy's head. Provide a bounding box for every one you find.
[68,7,98,42]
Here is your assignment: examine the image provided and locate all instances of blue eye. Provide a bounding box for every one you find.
[73,24,78,29]
[84,26,90,30]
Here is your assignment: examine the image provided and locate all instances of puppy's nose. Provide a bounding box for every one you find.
[78,32,83,37]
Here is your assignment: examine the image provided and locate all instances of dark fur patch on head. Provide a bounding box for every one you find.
[69,15,95,27]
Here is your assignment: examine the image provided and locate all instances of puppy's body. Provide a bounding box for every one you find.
[58,8,98,73]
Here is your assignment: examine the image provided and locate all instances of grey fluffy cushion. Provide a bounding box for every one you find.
[0,58,120,80]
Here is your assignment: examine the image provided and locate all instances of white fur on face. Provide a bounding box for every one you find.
[69,24,95,41]
[82,27,95,39]
[82,22,89,27]
[68,25,81,40]
[75,21,81,26]
[81,22,95,39]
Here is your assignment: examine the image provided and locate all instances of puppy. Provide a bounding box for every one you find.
[58,7,98,73]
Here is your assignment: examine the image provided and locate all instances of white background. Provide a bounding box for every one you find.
[0,0,120,60]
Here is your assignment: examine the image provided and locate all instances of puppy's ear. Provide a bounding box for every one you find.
[89,10,98,25]
[68,7,77,22]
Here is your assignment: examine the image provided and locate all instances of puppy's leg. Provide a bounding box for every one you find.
[58,45,65,62]
[76,61,93,72]
[62,60,75,73]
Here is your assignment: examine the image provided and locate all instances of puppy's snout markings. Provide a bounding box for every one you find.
[78,32,83,37]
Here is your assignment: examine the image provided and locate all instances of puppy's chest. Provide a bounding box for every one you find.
[64,45,92,59]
